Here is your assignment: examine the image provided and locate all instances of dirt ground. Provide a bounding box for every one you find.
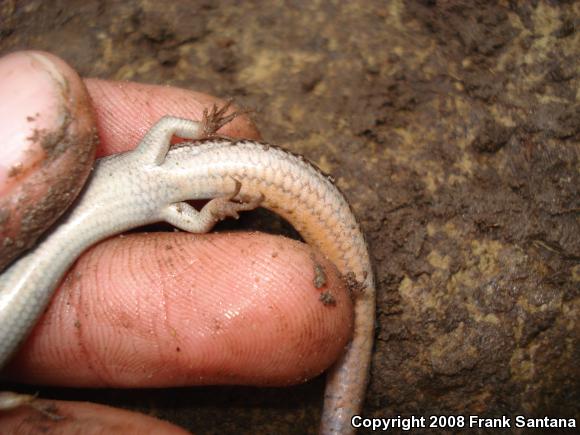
[1,1,578,433]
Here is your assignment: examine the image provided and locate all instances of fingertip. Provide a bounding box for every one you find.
[0,400,190,435]
[0,51,96,194]
[85,79,261,156]
[10,233,353,388]
[0,50,97,270]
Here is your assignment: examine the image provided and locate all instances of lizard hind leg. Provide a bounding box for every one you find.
[135,116,205,165]
[160,181,264,234]
[135,102,242,165]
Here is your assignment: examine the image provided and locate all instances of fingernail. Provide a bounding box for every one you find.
[0,51,68,194]
[0,51,97,271]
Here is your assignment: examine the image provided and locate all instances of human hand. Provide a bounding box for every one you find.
[0,51,353,433]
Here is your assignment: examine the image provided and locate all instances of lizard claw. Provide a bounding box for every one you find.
[210,183,264,221]
[201,100,238,137]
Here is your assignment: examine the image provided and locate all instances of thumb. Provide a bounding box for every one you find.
[0,50,97,270]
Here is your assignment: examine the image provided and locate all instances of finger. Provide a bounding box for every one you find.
[0,399,190,435]
[6,233,353,387]
[85,78,261,156]
[0,51,97,270]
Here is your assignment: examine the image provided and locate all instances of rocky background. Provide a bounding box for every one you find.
[1,1,578,433]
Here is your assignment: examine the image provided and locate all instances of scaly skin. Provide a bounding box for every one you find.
[0,113,375,434]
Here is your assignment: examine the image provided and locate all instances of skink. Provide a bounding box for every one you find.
[0,108,375,434]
